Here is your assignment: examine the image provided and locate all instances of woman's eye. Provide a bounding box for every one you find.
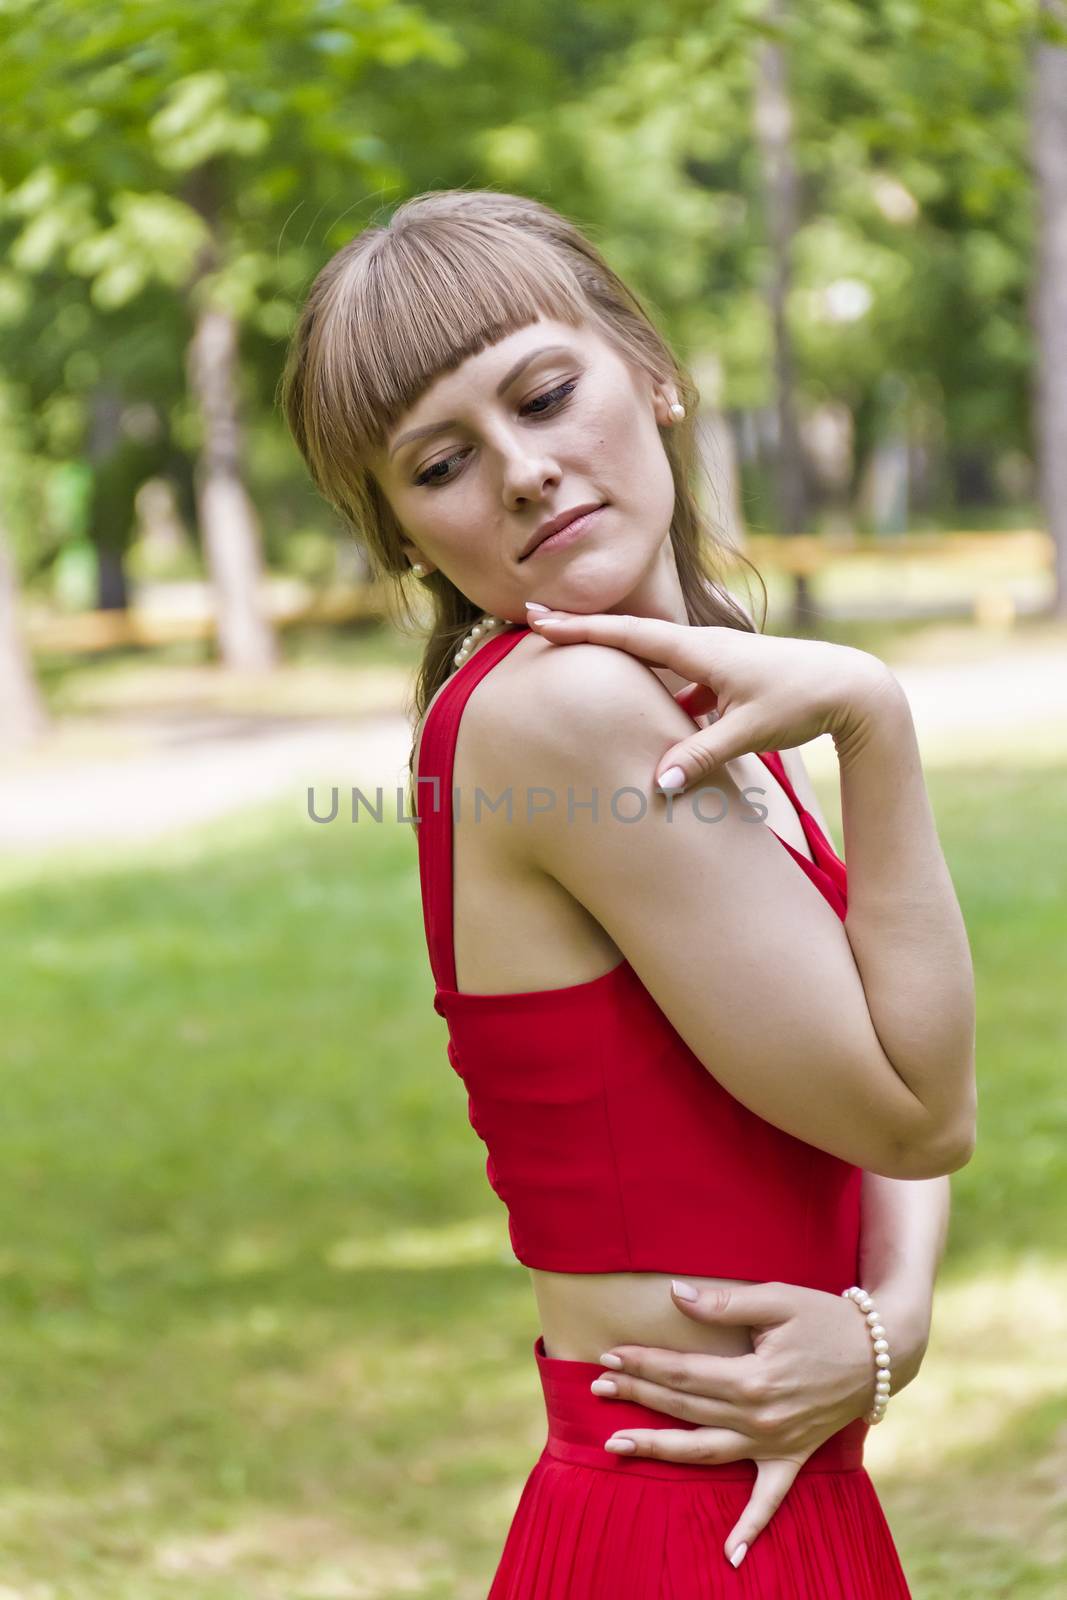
[521,378,578,417]
[413,378,578,488]
[414,450,467,489]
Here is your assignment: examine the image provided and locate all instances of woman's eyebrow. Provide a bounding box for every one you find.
[387,343,576,460]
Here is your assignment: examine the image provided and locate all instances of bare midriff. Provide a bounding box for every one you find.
[529,1268,758,1362]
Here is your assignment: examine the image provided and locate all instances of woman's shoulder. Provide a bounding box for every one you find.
[469,628,679,765]
[461,631,696,843]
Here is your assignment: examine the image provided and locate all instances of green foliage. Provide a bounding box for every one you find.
[0,0,1050,569]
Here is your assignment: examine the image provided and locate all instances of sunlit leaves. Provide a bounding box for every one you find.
[149,72,272,171]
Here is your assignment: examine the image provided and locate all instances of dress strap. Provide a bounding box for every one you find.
[758,749,848,916]
[759,749,802,809]
[415,626,532,1000]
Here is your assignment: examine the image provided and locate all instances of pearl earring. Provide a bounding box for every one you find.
[410,561,429,578]
[669,402,686,421]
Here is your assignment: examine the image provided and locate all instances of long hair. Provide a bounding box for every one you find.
[278,187,766,788]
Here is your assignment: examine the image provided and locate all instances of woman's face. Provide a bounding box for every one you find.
[371,315,687,624]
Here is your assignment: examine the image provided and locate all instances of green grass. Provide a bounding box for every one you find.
[1,743,1065,1594]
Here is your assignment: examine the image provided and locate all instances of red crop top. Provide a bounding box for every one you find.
[415,624,861,1291]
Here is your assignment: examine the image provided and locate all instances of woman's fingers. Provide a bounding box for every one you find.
[601,1427,806,1569]
[604,1424,756,1465]
[654,714,769,792]
[591,1370,752,1431]
[722,1456,805,1569]
[597,1344,767,1401]
[526,607,715,680]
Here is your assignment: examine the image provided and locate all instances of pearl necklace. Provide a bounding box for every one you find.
[452,614,519,670]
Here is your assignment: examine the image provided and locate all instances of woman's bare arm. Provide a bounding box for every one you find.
[470,638,975,1179]
[782,742,952,1376]
[832,680,977,1170]
[857,1170,950,1391]
[784,698,977,1160]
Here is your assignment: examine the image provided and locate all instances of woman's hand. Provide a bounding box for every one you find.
[524,605,896,794]
[589,1279,925,1569]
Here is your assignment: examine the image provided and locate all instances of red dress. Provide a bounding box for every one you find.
[415,625,911,1598]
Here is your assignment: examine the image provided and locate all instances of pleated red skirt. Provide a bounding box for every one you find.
[487,1336,912,1598]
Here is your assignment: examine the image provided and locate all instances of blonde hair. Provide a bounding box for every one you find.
[278,187,766,781]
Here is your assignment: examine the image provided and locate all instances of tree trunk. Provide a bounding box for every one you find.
[186,302,278,669]
[753,0,817,631]
[692,351,747,551]
[0,520,49,748]
[1032,0,1067,618]
[183,166,277,671]
[802,399,855,543]
[88,383,130,611]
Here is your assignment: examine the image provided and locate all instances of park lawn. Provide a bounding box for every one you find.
[0,750,1064,1598]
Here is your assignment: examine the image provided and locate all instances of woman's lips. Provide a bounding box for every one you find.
[524,504,606,560]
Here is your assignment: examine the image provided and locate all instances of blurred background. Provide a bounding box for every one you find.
[1,1,1065,1595]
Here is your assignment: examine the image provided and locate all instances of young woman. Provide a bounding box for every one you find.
[281,188,977,1597]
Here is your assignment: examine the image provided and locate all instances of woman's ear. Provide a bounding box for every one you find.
[399,538,435,578]
[650,380,682,428]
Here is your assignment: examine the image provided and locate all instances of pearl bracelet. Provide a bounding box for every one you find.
[841,1285,892,1424]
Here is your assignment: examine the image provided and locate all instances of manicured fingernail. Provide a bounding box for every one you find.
[672,1278,699,1301]
[729,1543,748,1568]
[599,1352,623,1369]
[657,766,686,793]
[590,1377,617,1395]
[604,1437,636,1453]
[524,601,551,612]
